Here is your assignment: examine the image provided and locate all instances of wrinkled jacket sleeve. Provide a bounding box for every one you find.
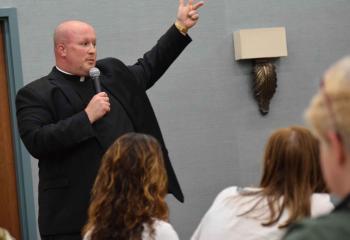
[127,24,192,91]
[16,84,95,159]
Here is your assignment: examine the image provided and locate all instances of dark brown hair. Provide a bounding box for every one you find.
[241,126,327,228]
[83,133,168,240]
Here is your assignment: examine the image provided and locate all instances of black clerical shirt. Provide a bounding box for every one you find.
[55,67,134,151]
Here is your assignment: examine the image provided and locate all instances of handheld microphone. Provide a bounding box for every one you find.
[89,67,102,93]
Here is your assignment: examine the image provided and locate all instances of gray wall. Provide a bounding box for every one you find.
[2,0,350,239]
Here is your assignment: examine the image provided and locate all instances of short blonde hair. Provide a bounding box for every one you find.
[305,56,350,151]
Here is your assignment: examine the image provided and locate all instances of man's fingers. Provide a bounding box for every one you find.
[97,92,109,101]
[192,1,204,10]
[96,91,107,97]
[188,10,200,19]
[190,13,199,20]
[188,10,197,16]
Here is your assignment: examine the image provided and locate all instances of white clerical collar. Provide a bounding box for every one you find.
[55,66,85,82]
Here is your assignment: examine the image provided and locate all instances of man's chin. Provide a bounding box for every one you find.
[86,60,96,66]
[84,64,96,75]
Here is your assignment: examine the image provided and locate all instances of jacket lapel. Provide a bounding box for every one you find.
[47,68,104,148]
[100,73,138,127]
[48,68,85,113]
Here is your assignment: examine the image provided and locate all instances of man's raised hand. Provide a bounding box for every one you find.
[176,0,204,32]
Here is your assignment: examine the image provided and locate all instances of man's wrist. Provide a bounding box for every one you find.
[84,108,94,124]
[175,20,188,35]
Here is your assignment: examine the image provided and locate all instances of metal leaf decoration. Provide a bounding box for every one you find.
[253,60,277,115]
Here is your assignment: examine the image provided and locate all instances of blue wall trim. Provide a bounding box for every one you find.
[0,8,38,240]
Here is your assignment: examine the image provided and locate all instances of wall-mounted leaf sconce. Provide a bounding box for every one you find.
[234,27,288,115]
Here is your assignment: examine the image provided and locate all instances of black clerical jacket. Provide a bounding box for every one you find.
[16,25,190,236]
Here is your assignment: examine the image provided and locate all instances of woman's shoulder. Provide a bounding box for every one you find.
[215,186,240,199]
[310,193,334,217]
[214,186,261,202]
[82,229,91,240]
[143,219,179,240]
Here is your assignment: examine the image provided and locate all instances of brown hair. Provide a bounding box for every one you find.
[83,133,169,240]
[240,126,327,228]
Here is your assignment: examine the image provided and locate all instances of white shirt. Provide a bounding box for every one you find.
[55,66,85,82]
[191,186,334,240]
[142,219,179,240]
[83,219,179,240]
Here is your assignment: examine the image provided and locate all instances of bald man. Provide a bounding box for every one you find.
[16,1,204,239]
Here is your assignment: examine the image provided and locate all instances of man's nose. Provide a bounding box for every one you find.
[88,44,96,53]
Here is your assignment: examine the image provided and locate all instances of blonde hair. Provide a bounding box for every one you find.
[305,56,350,151]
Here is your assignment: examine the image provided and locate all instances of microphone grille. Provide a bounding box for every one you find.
[89,67,100,78]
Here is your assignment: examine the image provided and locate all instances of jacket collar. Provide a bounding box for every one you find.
[334,193,350,211]
[48,67,85,112]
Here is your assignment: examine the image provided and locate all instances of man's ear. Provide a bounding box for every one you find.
[56,43,66,57]
[327,131,346,166]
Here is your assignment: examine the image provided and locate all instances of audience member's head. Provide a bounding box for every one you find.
[83,133,168,240]
[305,56,350,198]
[191,126,332,240]
[282,57,350,240]
[261,126,326,193]
[251,126,327,228]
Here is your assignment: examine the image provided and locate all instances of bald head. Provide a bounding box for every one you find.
[53,20,97,76]
[54,20,95,47]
